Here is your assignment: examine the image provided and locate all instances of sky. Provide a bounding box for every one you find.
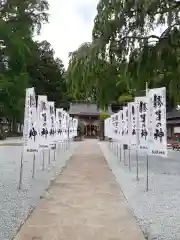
[36,0,165,70]
[36,0,99,69]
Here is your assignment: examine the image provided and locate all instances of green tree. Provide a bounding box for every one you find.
[67,42,130,108]
[0,0,49,130]
[27,40,68,108]
[92,0,180,108]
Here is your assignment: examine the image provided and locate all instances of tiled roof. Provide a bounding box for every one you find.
[68,103,113,116]
[167,111,180,119]
[69,103,180,119]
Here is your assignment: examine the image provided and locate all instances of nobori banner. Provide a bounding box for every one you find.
[48,101,56,145]
[148,87,167,157]
[123,106,129,144]
[128,102,137,148]
[37,95,50,149]
[118,110,124,142]
[23,88,38,153]
[135,96,148,151]
[56,108,64,142]
[72,118,78,137]
[112,113,119,140]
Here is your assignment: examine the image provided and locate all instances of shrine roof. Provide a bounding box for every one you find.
[167,111,180,119]
[68,102,113,116]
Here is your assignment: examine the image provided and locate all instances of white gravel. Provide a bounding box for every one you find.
[99,141,180,240]
[0,141,79,240]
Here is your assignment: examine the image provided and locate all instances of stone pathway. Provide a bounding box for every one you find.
[14,139,145,240]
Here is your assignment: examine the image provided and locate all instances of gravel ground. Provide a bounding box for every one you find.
[99,141,180,240]
[0,140,79,240]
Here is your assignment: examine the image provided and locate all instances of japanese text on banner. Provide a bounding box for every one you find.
[135,96,148,150]
[123,106,129,144]
[23,88,38,153]
[148,87,167,156]
[37,95,49,148]
[128,102,137,148]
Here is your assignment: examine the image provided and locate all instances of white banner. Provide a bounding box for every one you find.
[117,110,123,142]
[23,88,38,153]
[115,113,120,140]
[108,117,112,138]
[105,118,111,138]
[37,95,49,148]
[48,101,56,145]
[116,111,121,141]
[73,118,78,137]
[56,108,64,141]
[128,102,137,148]
[61,111,66,140]
[135,96,148,150]
[123,106,129,144]
[107,117,112,139]
[112,113,119,140]
[72,118,78,137]
[104,119,107,137]
[68,117,73,139]
[111,115,116,139]
[111,115,115,139]
[120,110,125,141]
[62,112,68,140]
[148,87,167,156]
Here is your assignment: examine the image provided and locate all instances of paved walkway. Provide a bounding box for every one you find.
[14,140,144,240]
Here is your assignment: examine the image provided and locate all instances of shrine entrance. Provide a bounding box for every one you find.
[84,124,99,138]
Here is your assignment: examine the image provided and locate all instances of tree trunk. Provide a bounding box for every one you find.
[12,117,17,133]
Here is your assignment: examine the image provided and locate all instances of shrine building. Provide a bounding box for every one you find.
[68,101,113,138]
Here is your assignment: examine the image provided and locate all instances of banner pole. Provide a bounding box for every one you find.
[42,149,45,170]
[128,146,131,171]
[18,150,24,190]
[120,144,122,161]
[53,146,56,161]
[116,142,118,157]
[116,143,118,158]
[57,143,60,156]
[32,153,36,178]
[136,149,139,181]
[123,145,126,165]
[146,153,149,191]
[48,148,51,164]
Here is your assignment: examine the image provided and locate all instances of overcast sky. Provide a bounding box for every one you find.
[36,0,99,69]
[36,0,165,69]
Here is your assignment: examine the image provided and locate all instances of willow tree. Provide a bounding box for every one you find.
[67,42,129,108]
[67,0,180,109]
[93,0,180,55]
[125,27,180,109]
[92,0,180,107]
